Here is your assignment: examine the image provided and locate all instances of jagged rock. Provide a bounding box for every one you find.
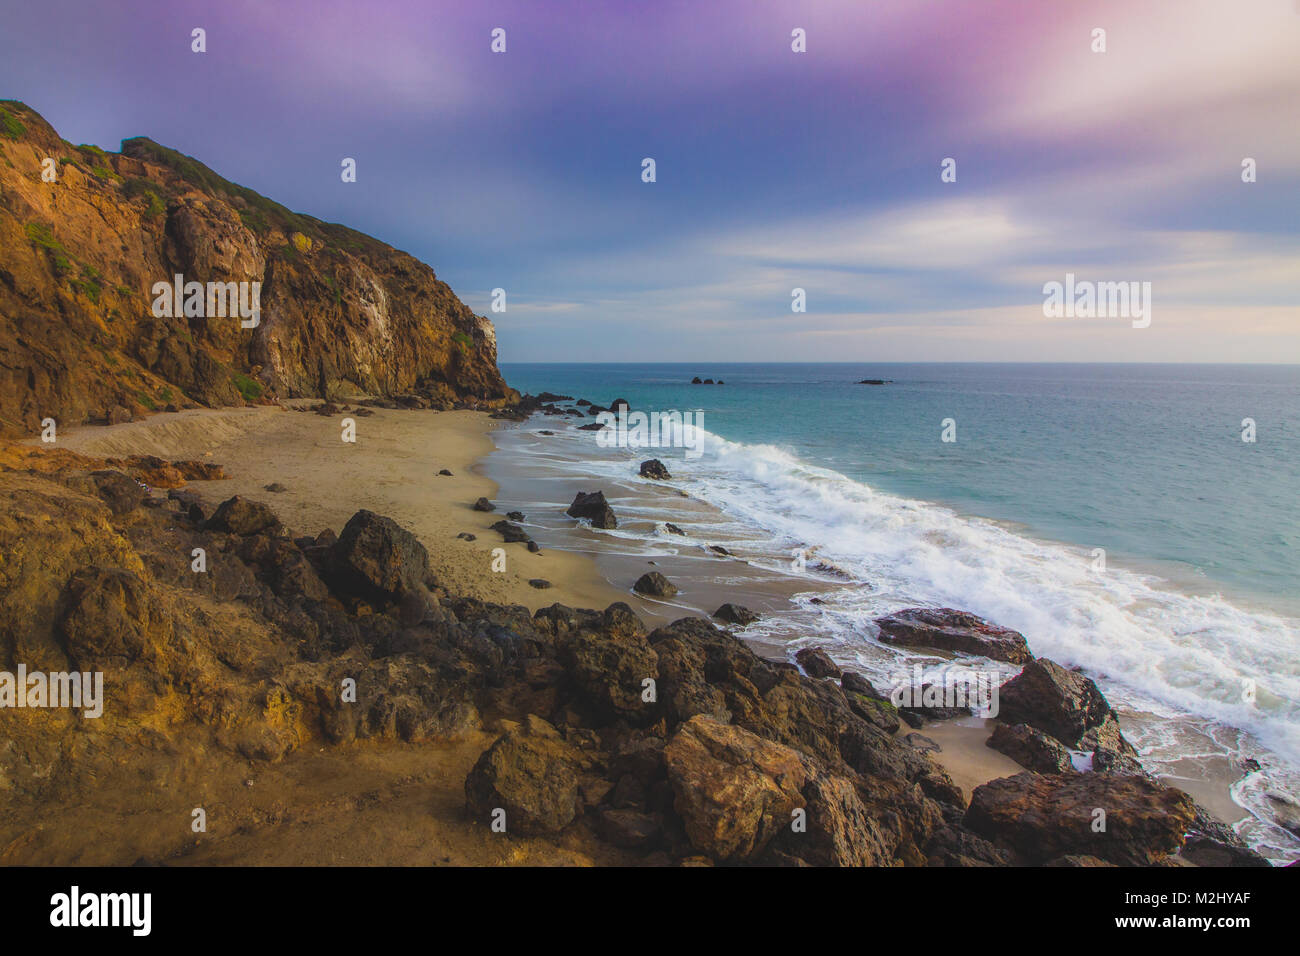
[664,715,807,863]
[472,497,495,512]
[633,572,677,598]
[556,604,659,724]
[464,718,589,835]
[795,647,841,679]
[639,459,671,480]
[987,722,1076,774]
[506,511,524,521]
[566,491,617,529]
[964,771,1196,865]
[873,607,1033,664]
[708,545,730,556]
[713,603,758,626]
[664,522,685,536]
[328,509,430,604]
[998,658,1136,755]
[205,495,282,536]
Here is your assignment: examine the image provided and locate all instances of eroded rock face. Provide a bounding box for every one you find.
[873,607,1033,664]
[664,715,808,863]
[964,771,1196,865]
[0,102,515,438]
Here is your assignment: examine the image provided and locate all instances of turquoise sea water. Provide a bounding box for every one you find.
[498,362,1300,860]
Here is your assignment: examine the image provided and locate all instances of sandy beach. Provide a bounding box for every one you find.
[40,402,1030,806]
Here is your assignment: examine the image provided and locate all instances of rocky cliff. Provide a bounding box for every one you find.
[0,100,515,438]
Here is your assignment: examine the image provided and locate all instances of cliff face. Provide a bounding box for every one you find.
[0,101,515,437]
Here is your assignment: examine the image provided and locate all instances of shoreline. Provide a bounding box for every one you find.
[40,401,1242,832]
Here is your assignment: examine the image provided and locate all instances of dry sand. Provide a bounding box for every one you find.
[48,402,629,614]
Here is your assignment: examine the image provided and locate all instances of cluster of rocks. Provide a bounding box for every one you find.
[0,450,1274,866]
[690,377,724,385]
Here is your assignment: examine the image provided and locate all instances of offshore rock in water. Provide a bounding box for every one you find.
[566,490,617,529]
[639,459,671,480]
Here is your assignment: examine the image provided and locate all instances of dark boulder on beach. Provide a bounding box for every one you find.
[873,607,1033,664]
[639,459,671,480]
[987,722,1076,774]
[566,490,618,529]
[713,603,758,626]
[506,511,525,521]
[708,545,730,556]
[796,647,842,680]
[205,495,282,537]
[464,718,588,835]
[490,520,532,544]
[472,497,495,512]
[997,658,1137,758]
[633,572,678,598]
[663,522,686,536]
[329,509,431,605]
[964,771,1197,865]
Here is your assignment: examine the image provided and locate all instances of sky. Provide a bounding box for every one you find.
[2,0,1298,362]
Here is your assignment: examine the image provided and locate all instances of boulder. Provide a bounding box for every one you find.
[566,491,617,529]
[964,771,1196,865]
[472,497,495,512]
[987,722,1076,774]
[205,495,282,536]
[639,459,671,480]
[664,715,807,863]
[712,603,758,626]
[663,522,685,536]
[795,647,841,679]
[489,520,531,544]
[873,607,1032,664]
[89,470,147,515]
[329,509,430,604]
[464,718,588,835]
[998,658,1135,753]
[633,572,677,598]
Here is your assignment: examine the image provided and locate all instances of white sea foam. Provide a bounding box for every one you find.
[508,418,1300,860]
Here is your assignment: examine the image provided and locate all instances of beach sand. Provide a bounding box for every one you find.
[49,402,631,616]
[38,401,1239,863]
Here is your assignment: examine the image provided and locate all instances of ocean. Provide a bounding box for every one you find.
[494,362,1300,861]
